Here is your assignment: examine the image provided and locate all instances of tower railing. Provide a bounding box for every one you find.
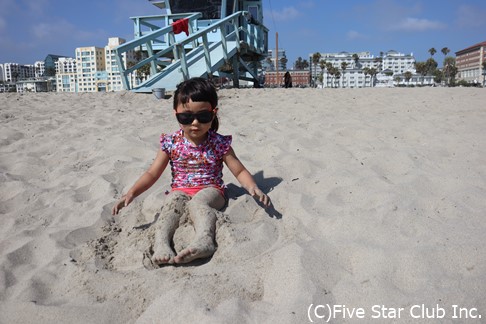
[115,11,268,91]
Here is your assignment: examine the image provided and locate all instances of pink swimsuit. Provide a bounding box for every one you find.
[160,129,232,196]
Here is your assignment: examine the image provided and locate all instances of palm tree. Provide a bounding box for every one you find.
[352,53,359,68]
[414,61,428,85]
[341,62,348,87]
[312,52,321,87]
[443,56,456,86]
[428,48,437,57]
[368,67,378,87]
[319,59,327,87]
[334,70,341,88]
[326,63,334,88]
[294,57,304,70]
[441,47,450,57]
[362,67,370,87]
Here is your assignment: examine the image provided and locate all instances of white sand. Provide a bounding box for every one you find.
[1,88,485,323]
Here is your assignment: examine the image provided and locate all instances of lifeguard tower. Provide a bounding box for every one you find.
[115,0,269,92]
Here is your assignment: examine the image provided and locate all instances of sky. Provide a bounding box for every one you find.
[1,0,485,66]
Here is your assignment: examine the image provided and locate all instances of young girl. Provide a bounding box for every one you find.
[112,77,270,265]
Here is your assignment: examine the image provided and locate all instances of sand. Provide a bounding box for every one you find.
[0,87,485,323]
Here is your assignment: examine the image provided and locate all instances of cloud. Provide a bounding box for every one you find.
[32,19,108,44]
[269,7,301,21]
[455,5,486,28]
[391,17,446,32]
[347,30,368,40]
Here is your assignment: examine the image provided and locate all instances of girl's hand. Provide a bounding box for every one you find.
[112,193,134,215]
[249,186,270,208]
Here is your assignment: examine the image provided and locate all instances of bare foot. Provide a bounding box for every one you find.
[174,236,215,264]
[151,244,176,265]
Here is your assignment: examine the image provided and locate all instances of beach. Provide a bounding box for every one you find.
[1,87,485,323]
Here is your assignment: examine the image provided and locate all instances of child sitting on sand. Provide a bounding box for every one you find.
[112,77,270,265]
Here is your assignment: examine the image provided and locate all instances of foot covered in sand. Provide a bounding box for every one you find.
[151,244,176,265]
[174,236,215,264]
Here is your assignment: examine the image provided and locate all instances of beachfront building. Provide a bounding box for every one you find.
[310,50,430,88]
[382,50,415,74]
[56,57,77,74]
[2,63,21,83]
[34,61,45,78]
[105,37,138,91]
[1,63,37,83]
[55,57,78,92]
[264,48,288,71]
[74,45,106,92]
[16,79,55,93]
[264,70,310,87]
[56,37,138,93]
[455,40,486,85]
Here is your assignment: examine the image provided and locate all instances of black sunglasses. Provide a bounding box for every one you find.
[176,110,214,125]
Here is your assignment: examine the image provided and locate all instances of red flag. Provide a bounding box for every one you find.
[172,18,189,36]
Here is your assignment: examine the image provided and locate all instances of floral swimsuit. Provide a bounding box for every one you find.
[160,129,232,196]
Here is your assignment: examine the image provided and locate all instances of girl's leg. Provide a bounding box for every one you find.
[152,191,189,264]
[174,187,225,263]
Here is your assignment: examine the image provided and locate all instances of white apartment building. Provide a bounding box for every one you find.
[55,57,78,92]
[2,63,21,83]
[311,50,424,88]
[382,50,415,74]
[56,57,77,74]
[105,37,137,91]
[56,37,137,92]
[35,61,45,78]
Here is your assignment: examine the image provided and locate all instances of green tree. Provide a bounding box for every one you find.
[319,59,327,87]
[441,47,450,57]
[368,67,378,87]
[414,61,428,85]
[352,53,359,68]
[312,52,321,87]
[404,71,413,85]
[362,67,370,87]
[428,48,437,57]
[295,58,310,70]
[443,56,457,86]
[341,62,348,87]
[326,63,334,88]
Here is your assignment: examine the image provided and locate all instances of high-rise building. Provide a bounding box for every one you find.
[56,37,137,92]
[264,48,287,71]
[105,37,137,92]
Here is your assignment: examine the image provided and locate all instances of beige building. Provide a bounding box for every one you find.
[56,37,138,92]
[455,41,486,84]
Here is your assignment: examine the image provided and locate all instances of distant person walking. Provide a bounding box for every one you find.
[284,71,292,88]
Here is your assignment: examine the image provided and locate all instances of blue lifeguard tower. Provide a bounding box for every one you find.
[115,0,269,92]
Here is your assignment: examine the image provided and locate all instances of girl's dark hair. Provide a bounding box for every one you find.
[173,77,219,131]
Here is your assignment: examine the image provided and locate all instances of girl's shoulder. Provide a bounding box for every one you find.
[160,129,184,150]
[208,130,232,154]
[209,130,232,145]
[160,129,183,141]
